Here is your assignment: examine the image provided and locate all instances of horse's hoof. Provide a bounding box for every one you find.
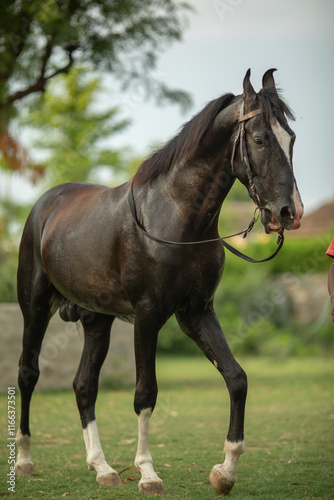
[15,463,34,476]
[139,480,165,496]
[209,466,235,496]
[97,471,122,486]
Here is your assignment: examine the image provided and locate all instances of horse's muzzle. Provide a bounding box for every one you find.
[289,193,304,230]
[260,185,304,233]
[289,217,301,230]
[261,197,304,234]
[261,209,282,233]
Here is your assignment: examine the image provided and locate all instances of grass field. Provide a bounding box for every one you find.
[0,357,333,499]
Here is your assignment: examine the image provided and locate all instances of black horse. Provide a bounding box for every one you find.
[15,69,303,496]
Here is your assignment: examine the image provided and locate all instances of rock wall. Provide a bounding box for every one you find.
[0,303,135,392]
[278,272,329,324]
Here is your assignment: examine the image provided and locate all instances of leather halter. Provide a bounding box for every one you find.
[128,101,285,263]
[231,102,262,206]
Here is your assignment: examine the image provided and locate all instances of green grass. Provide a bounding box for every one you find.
[0,357,333,499]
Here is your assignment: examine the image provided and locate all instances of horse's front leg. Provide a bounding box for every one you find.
[133,306,165,496]
[176,304,247,496]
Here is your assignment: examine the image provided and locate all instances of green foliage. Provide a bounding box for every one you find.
[226,179,251,202]
[0,199,31,303]
[0,253,17,302]
[233,233,334,275]
[158,315,199,356]
[19,66,131,185]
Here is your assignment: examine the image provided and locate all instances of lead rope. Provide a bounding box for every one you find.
[128,186,284,263]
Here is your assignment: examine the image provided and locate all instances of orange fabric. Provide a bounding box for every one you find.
[326,236,334,258]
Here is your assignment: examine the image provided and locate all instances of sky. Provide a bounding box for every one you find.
[110,0,334,214]
[3,0,334,214]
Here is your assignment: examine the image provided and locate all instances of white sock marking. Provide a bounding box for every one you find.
[222,440,245,482]
[83,420,117,477]
[135,408,162,485]
[16,429,33,466]
[212,440,245,484]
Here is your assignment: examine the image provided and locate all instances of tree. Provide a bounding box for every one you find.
[20,66,131,185]
[0,0,191,114]
[0,0,192,177]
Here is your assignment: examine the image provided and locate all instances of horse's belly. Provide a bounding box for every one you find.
[42,245,133,316]
[51,273,134,317]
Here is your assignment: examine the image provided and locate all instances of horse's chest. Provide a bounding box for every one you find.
[187,254,223,294]
[154,247,224,301]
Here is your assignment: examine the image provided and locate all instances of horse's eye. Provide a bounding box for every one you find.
[253,136,263,146]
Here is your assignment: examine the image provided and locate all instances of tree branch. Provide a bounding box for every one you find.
[3,47,74,108]
[40,39,54,79]
[0,15,33,82]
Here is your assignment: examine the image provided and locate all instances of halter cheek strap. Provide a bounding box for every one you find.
[231,102,262,206]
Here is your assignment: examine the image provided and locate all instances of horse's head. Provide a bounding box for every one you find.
[232,69,303,233]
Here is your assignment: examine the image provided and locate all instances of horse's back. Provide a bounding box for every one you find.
[19,182,133,316]
[22,181,126,247]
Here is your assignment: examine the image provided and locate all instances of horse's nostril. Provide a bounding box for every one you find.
[280,206,291,220]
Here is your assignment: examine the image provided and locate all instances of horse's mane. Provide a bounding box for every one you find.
[133,93,235,186]
[258,88,295,123]
[133,88,294,186]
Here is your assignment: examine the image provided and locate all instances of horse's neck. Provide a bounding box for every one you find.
[165,101,240,236]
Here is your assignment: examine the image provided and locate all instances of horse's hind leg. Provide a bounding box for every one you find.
[73,312,121,487]
[16,258,60,476]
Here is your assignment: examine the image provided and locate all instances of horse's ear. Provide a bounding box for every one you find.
[243,68,257,103]
[262,68,278,92]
